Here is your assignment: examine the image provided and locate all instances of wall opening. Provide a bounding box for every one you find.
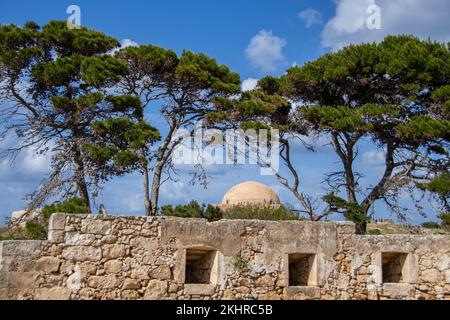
[288,253,316,286]
[185,248,218,284]
[382,252,408,283]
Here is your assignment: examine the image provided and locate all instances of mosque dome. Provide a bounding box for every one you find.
[221,181,280,206]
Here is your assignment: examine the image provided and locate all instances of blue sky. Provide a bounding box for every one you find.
[1,0,449,225]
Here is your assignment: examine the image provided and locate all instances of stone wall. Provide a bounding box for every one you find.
[0,214,449,300]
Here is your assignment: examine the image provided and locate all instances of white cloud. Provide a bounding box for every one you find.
[20,148,52,174]
[362,149,385,166]
[160,181,190,201]
[245,30,287,72]
[120,39,138,48]
[321,0,450,50]
[242,78,258,92]
[109,39,138,55]
[120,193,143,212]
[298,8,323,28]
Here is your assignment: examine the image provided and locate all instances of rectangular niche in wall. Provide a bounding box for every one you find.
[288,253,317,286]
[185,248,218,284]
[382,252,409,283]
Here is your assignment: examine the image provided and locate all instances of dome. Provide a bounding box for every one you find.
[221,181,280,206]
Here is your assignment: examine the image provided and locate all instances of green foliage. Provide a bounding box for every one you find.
[417,174,450,198]
[161,200,202,218]
[323,194,370,224]
[203,205,223,222]
[41,197,89,220]
[438,213,450,227]
[396,116,450,143]
[366,229,382,235]
[81,55,128,87]
[223,205,300,221]
[25,221,47,240]
[83,118,161,178]
[176,51,240,94]
[232,254,249,271]
[421,221,441,229]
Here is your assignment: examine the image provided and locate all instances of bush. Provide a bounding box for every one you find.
[25,198,89,240]
[421,221,441,229]
[161,200,202,218]
[25,220,47,240]
[202,205,223,222]
[366,229,382,235]
[232,254,248,271]
[41,197,89,220]
[438,213,450,227]
[223,204,300,221]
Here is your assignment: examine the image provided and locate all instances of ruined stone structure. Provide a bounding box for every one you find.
[1,213,449,300]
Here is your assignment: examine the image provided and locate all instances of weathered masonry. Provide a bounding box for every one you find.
[0,214,449,300]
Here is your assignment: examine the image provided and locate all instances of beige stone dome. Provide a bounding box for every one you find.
[221,181,280,206]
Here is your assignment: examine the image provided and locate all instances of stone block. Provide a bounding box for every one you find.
[104,260,122,274]
[35,256,61,273]
[149,265,171,280]
[34,287,71,300]
[0,271,39,288]
[184,284,215,296]
[284,286,321,300]
[382,283,413,298]
[143,279,168,299]
[65,232,95,246]
[48,213,66,230]
[62,246,102,262]
[48,230,65,243]
[122,278,141,290]
[81,219,112,235]
[1,241,42,257]
[103,244,126,260]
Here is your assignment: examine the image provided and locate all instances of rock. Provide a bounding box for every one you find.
[184,284,215,296]
[87,274,117,289]
[35,257,61,273]
[65,232,95,246]
[149,265,171,280]
[122,290,139,299]
[0,271,38,288]
[236,286,250,294]
[382,283,412,298]
[48,214,66,230]
[122,278,141,290]
[445,270,450,284]
[34,287,71,300]
[260,292,281,300]
[255,274,274,287]
[81,219,112,235]
[62,246,102,262]
[104,260,122,274]
[143,279,167,299]
[48,230,65,243]
[1,241,42,257]
[103,244,127,260]
[421,269,441,283]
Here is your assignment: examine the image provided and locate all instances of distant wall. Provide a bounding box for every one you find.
[0,214,449,300]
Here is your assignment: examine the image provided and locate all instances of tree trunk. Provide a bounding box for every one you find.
[355,220,367,235]
[72,144,91,212]
[149,160,164,216]
[141,152,151,216]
